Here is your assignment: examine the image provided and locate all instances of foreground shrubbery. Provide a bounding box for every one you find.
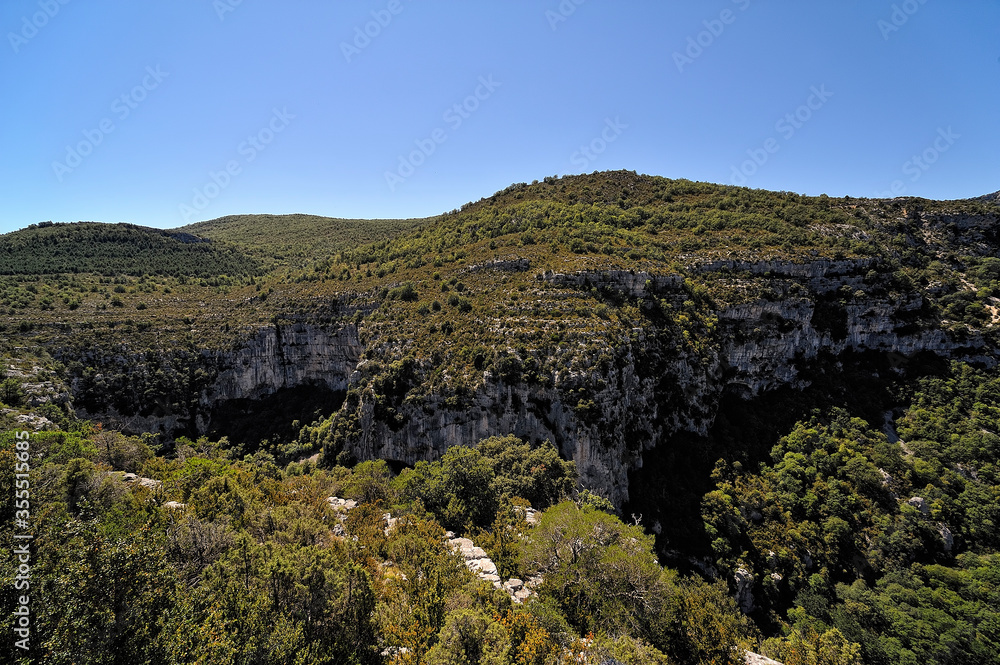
[1,430,755,665]
[5,362,1000,664]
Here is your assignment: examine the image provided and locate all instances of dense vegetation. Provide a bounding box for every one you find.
[1,425,766,665]
[177,214,426,271]
[703,362,1000,664]
[12,370,980,663]
[3,171,1000,663]
[0,222,262,277]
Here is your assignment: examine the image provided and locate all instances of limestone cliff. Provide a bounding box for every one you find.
[62,255,993,508]
[66,322,362,436]
[329,258,991,507]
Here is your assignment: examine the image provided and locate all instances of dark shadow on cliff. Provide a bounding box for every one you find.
[207,384,346,453]
[624,348,953,570]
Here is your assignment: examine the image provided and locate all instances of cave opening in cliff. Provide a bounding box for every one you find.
[206,384,347,456]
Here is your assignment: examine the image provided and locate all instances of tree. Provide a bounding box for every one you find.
[520,501,672,640]
[424,610,509,665]
[424,608,557,665]
[30,516,178,665]
[344,459,396,505]
[394,446,496,532]
[762,628,863,665]
[0,377,24,406]
[477,435,576,510]
[167,536,379,664]
[663,576,757,665]
[394,437,578,534]
[475,501,530,579]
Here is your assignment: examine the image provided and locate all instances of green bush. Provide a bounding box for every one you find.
[0,377,24,406]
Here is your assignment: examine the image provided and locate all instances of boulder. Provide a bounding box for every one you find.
[734,566,755,614]
[906,496,929,515]
[504,578,524,592]
[513,589,532,603]
[468,558,498,576]
[938,523,954,552]
[326,496,358,511]
[138,477,161,490]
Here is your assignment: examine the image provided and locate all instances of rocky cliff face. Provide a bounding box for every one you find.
[66,259,992,508]
[207,322,362,404]
[708,259,988,397]
[334,259,991,507]
[347,344,693,507]
[68,322,362,436]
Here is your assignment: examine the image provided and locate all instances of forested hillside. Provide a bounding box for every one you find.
[0,222,263,277]
[176,214,425,271]
[3,171,1000,664]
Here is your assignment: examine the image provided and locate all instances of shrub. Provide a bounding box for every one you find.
[389,282,418,302]
[521,501,673,639]
[0,377,24,407]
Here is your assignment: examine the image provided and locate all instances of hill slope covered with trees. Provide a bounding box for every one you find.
[3,171,1000,664]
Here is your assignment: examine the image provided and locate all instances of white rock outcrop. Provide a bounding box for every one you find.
[447,535,540,604]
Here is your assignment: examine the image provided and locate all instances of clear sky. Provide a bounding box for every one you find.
[0,0,997,234]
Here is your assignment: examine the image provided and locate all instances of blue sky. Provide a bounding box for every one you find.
[0,0,997,234]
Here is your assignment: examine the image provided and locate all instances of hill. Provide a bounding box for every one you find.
[175,213,427,270]
[4,171,1000,664]
[0,221,262,277]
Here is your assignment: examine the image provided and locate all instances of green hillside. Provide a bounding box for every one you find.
[4,172,1000,665]
[0,221,262,277]
[175,213,427,270]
